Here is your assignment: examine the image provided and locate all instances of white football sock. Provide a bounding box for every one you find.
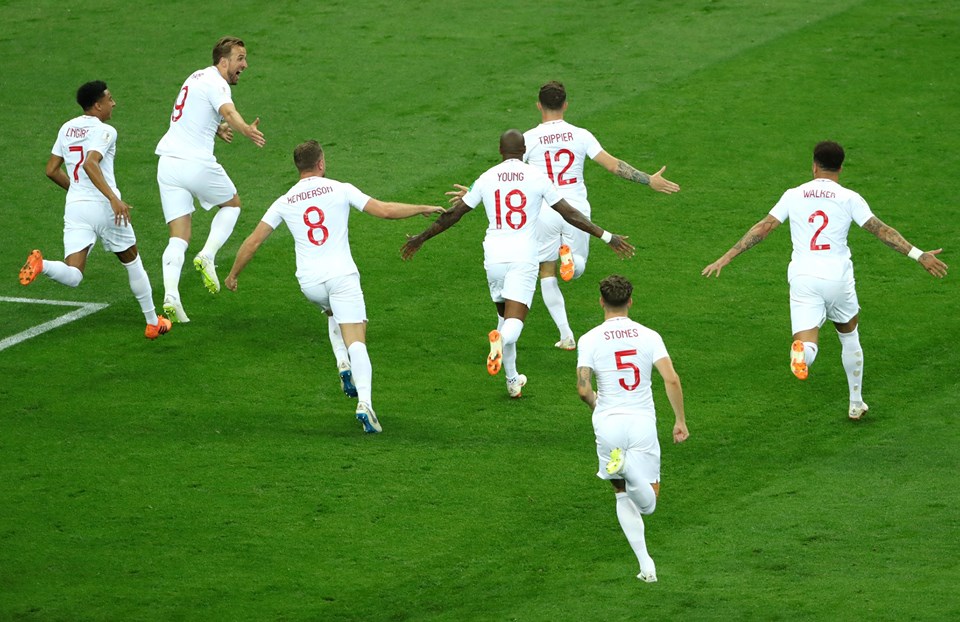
[615,493,656,574]
[200,206,240,260]
[347,342,373,407]
[328,316,350,368]
[501,318,523,379]
[122,255,158,325]
[162,237,189,299]
[838,328,864,404]
[496,314,505,332]
[572,253,587,280]
[803,341,819,367]
[540,277,573,340]
[42,260,83,287]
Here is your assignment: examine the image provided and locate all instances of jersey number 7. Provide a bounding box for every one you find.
[615,349,641,391]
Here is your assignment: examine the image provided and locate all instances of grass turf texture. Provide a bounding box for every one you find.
[1,0,958,619]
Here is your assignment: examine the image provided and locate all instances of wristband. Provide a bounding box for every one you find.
[600,231,613,243]
[908,247,923,261]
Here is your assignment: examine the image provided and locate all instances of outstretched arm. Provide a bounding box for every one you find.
[400,200,471,260]
[550,198,635,259]
[594,151,680,194]
[702,214,781,277]
[218,103,265,147]
[576,366,596,412]
[83,151,132,226]
[363,198,445,220]
[225,221,275,291]
[861,216,948,278]
[45,155,69,191]
[654,357,688,443]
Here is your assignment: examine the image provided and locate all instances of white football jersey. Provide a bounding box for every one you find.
[768,177,875,281]
[51,115,119,202]
[523,119,603,207]
[577,316,669,420]
[462,158,562,265]
[261,176,371,288]
[155,66,233,162]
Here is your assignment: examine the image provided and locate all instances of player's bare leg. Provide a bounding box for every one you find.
[539,260,575,349]
[835,315,867,420]
[790,327,820,380]
[162,215,192,323]
[195,195,241,295]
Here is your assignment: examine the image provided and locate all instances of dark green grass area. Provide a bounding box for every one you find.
[1,0,958,620]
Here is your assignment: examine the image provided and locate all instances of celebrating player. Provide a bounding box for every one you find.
[155,36,266,323]
[19,81,171,340]
[702,141,948,419]
[576,274,688,583]
[402,129,634,398]
[525,81,680,349]
[224,140,445,434]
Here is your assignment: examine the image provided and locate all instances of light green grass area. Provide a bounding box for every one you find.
[1,1,958,620]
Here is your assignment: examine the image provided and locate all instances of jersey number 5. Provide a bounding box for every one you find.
[494,189,527,230]
[808,210,831,251]
[68,146,85,182]
[303,206,329,246]
[615,349,641,391]
[543,149,577,186]
[171,86,189,122]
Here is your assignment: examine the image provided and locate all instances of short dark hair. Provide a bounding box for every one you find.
[538,81,566,110]
[293,140,324,172]
[213,36,245,65]
[813,141,844,171]
[600,274,633,307]
[76,81,108,111]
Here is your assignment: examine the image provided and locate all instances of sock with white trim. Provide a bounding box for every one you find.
[122,255,158,325]
[42,260,83,287]
[347,342,373,407]
[540,277,573,341]
[838,328,864,405]
[200,206,240,260]
[162,237,188,299]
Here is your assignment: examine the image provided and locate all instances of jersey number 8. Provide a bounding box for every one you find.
[303,206,329,246]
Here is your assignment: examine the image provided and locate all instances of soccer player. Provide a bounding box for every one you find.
[402,129,635,398]
[224,140,445,434]
[525,81,680,350]
[155,35,266,323]
[702,141,948,419]
[576,274,688,583]
[19,81,171,340]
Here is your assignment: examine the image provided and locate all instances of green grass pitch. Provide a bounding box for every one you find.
[1,0,958,619]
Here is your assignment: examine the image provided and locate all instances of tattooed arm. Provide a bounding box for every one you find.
[701,214,781,277]
[576,366,597,412]
[861,216,948,278]
[593,150,680,194]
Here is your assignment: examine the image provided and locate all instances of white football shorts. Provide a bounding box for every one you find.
[593,412,661,483]
[63,197,137,255]
[536,198,591,272]
[301,272,367,324]
[788,274,860,334]
[157,155,238,223]
[484,261,537,307]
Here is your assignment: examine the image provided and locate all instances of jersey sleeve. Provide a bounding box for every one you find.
[462,176,484,209]
[261,198,286,230]
[51,129,64,157]
[208,79,234,116]
[344,183,373,211]
[540,172,563,206]
[849,192,875,227]
[768,190,792,223]
[582,129,604,159]
[88,126,117,156]
[650,331,670,364]
[576,333,595,369]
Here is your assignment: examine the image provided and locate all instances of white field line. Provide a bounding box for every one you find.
[0,296,109,351]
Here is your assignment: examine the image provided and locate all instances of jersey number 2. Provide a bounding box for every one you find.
[68,146,85,182]
[543,149,577,186]
[494,189,527,230]
[615,349,641,391]
[808,210,831,251]
[303,206,329,246]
